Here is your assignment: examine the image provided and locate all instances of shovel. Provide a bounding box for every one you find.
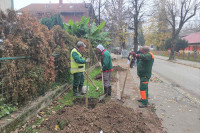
[84,72,99,91]
[120,59,131,100]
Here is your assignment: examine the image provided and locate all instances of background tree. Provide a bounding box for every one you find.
[103,0,129,48]
[128,0,146,52]
[41,13,64,29]
[165,38,188,52]
[138,28,145,46]
[165,0,199,60]
[145,0,171,50]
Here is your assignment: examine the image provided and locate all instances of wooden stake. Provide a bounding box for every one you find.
[85,45,90,108]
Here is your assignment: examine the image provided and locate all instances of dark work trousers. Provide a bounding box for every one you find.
[140,76,149,105]
[73,72,84,87]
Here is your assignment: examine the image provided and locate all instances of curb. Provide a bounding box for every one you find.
[152,72,200,106]
[155,56,200,69]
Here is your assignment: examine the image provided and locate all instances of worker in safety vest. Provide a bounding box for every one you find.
[132,46,154,108]
[70,41,90,96]
[96,44,113,96]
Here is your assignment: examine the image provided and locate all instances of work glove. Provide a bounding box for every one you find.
[85,58,90,63]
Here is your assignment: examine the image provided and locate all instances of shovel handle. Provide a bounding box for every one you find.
[84,72,99,91]
[121,66,130,99]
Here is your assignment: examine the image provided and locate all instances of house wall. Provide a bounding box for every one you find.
[61,12,88,23]
[0,0,13,12]
[185,44,200,51]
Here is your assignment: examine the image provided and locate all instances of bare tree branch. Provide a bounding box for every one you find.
[164,0,200,60]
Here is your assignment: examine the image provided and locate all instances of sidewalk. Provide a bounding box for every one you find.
[112,57,200,133]
[129,67,200,133]
[111,59,164,132]
[155,55,200,69]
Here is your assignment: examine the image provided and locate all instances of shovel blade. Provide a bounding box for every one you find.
[99,94,106,101]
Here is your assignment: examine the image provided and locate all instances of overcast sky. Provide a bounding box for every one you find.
[14,0,90,10]
[13,0,199,28]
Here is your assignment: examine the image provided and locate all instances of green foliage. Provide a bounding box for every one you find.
[165,38,189,52]
[41,14,64,29]
[84,68,103,98]
[0,11,57,104]
[57,119,69,130]
[64,16,111,46]
[0,98,17,118]
[40,17,52,29]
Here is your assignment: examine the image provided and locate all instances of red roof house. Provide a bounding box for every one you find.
[182,32,200,51]
[18,0,96,23]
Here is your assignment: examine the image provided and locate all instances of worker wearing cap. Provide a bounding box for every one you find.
[96,44,113,96]
[132,46,154,108]
[70,41,90,96]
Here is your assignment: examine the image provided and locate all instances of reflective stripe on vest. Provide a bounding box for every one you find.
[70,48,85,74]
[149,52,154,59]
[70,68,85,72]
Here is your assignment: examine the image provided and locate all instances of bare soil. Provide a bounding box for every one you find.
[41,60,164,133]
[18,58,164,133]
[94,74,118,82]
[113,66,127,71]
[41,101,163,133]
[94,66,126,82]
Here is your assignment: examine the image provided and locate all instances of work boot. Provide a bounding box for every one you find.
[104,86,108,95]
[73,86,77,96]
[137,99,142,102]
[139,104,147,108]
[107,86,112,96]
[78,86,84,95]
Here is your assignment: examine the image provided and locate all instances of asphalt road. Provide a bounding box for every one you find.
[152,58,200,99]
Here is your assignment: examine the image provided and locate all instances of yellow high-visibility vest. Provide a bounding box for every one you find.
[70,48,85,74]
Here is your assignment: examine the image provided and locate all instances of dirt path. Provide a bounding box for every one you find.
[112,55,200,133]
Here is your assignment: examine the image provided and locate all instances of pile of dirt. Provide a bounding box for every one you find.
[113,66,127,71]
[94,66,126,82]
[42,101,163,133]
[73,98,99,109]
[94,74,118,82]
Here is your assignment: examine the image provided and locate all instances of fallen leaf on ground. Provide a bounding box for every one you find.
[55,125,59,131]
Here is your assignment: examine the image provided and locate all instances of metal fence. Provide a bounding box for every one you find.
[153,51,200,62]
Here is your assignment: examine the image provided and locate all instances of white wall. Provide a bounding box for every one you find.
[0,0,13,12]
